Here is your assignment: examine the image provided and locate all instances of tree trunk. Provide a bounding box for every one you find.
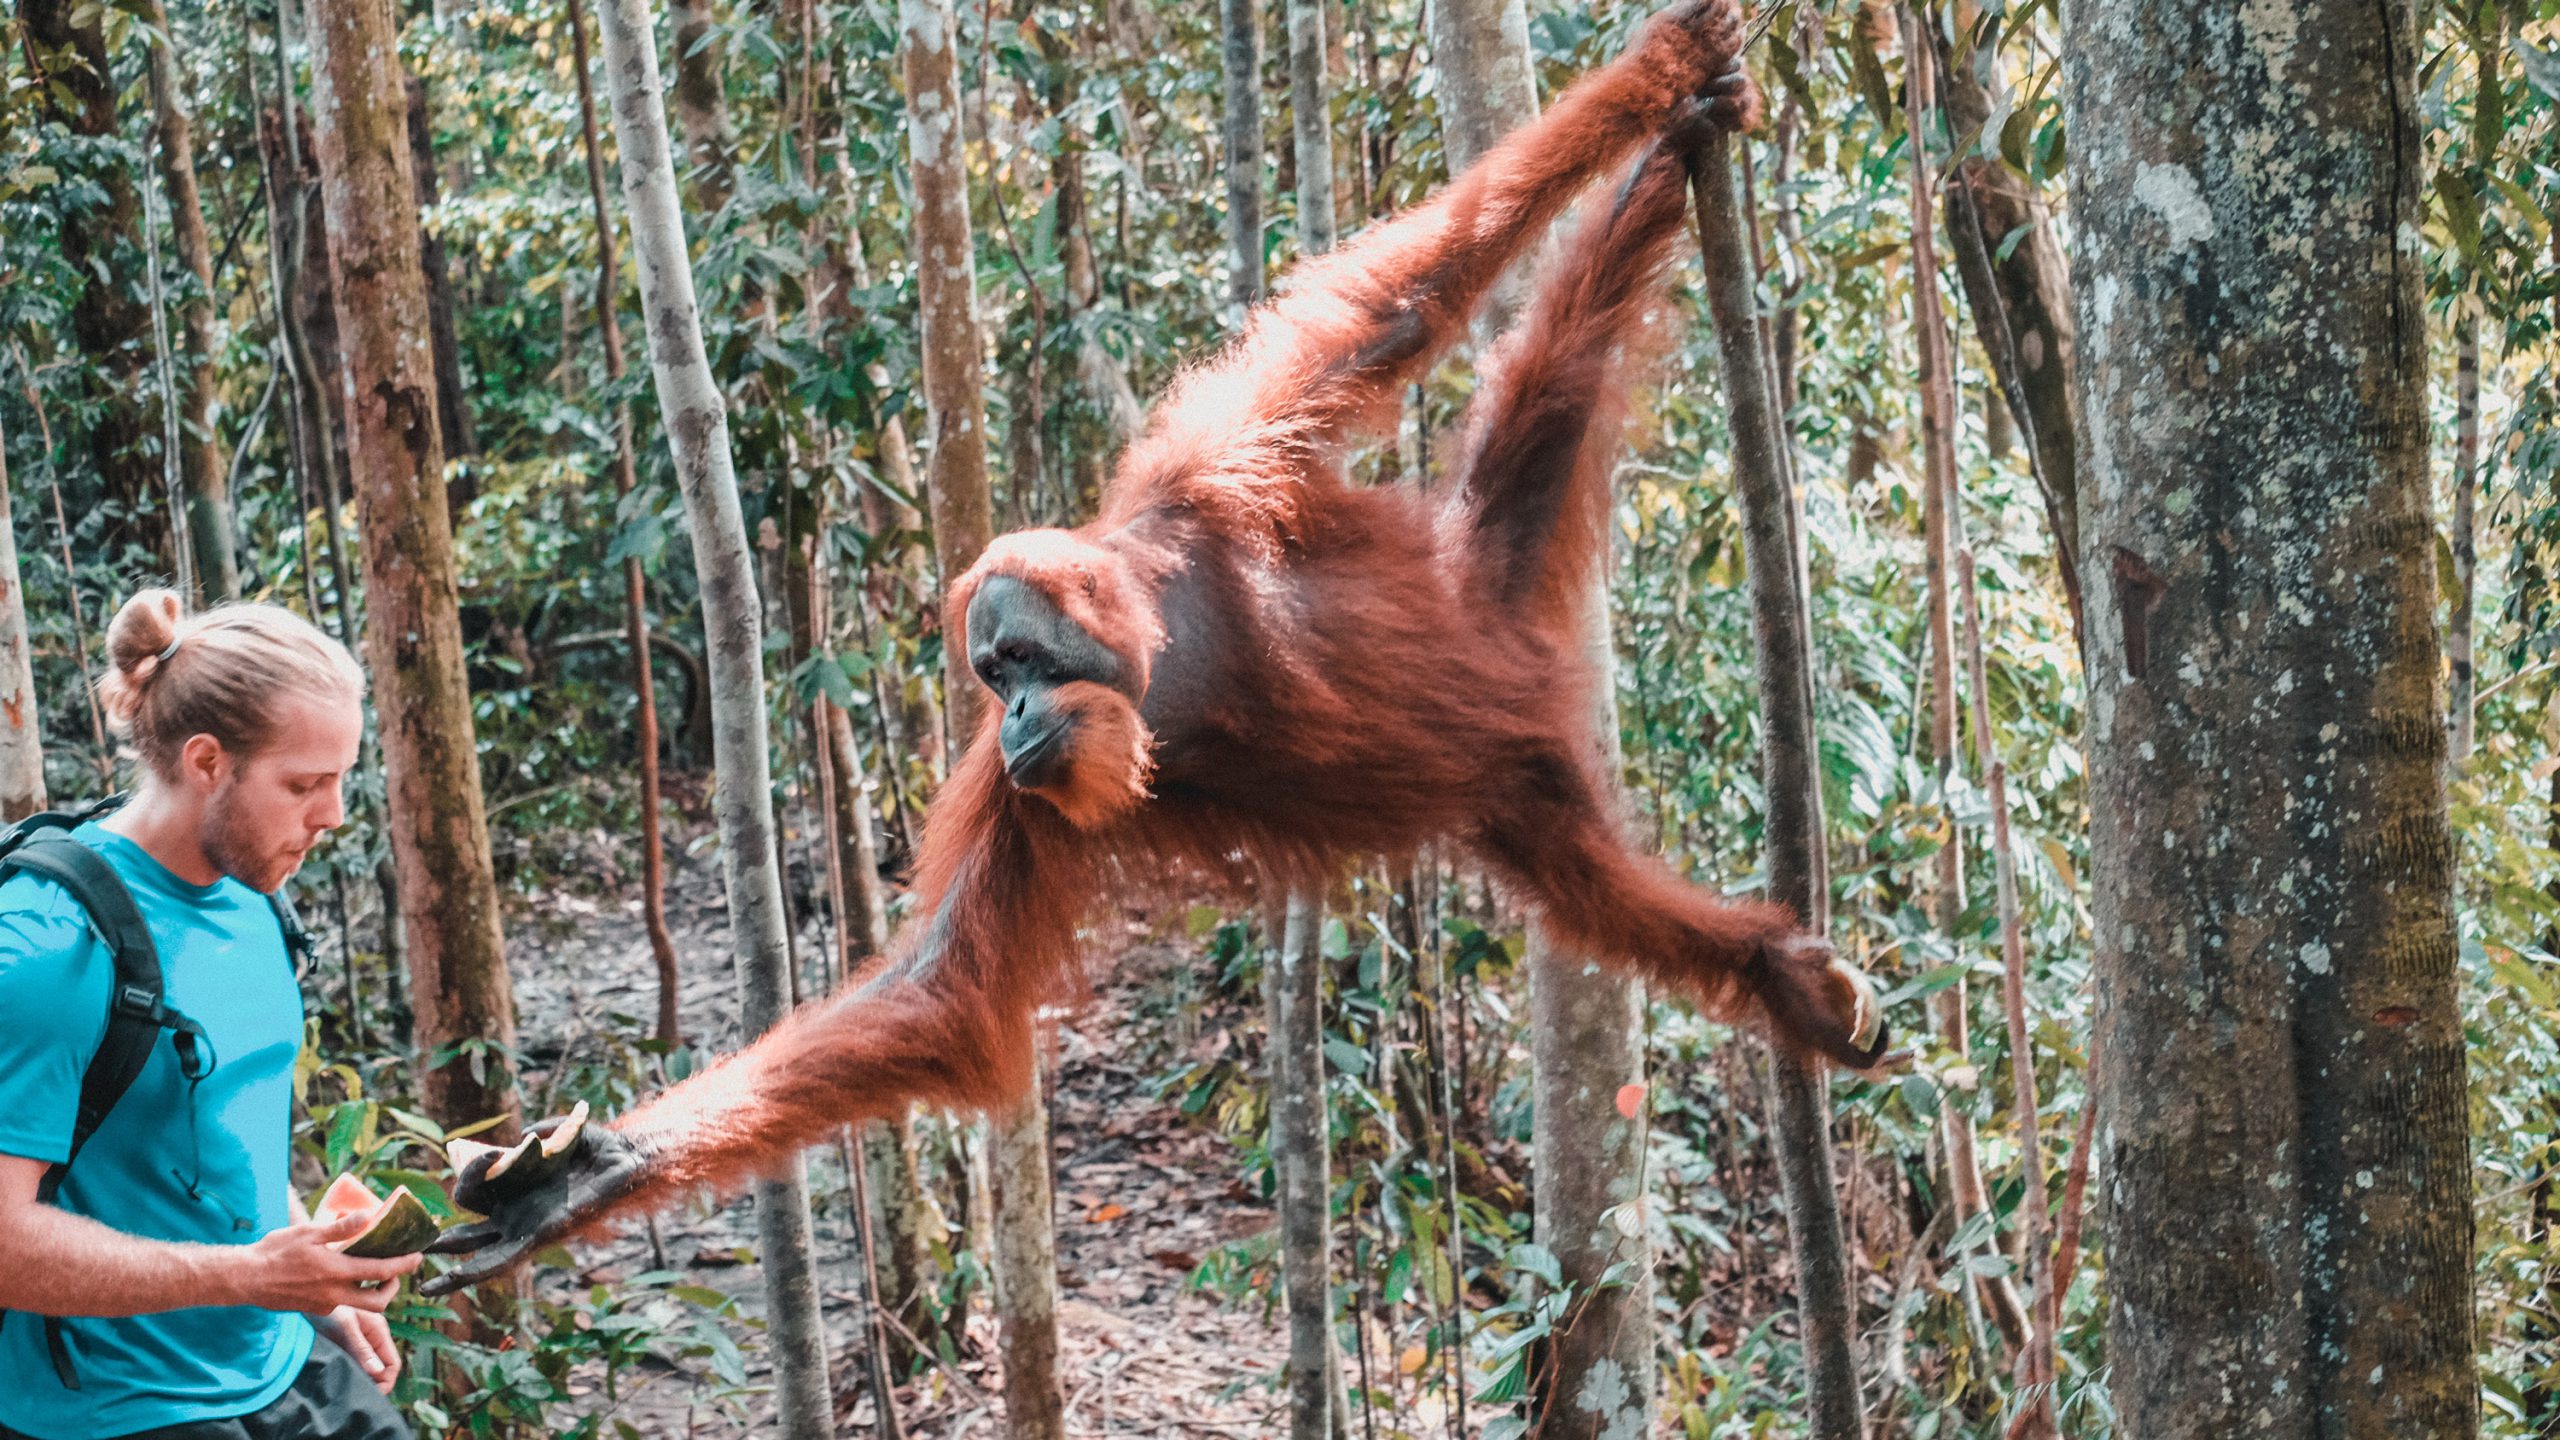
[902,4,1067,1431]
[2449,311,2478,767]
[304,0,519,1134]
[2067,0,2475,1432]
[0,412,47,822]
[18,0,162,567]
[1427,0,1536,329]
[1932,21,2082,633]
[1265,894,1335,1440]
[1690,128,1866,1440]
[1219,0,1264,316]
[1287,0,1335,256]
[590,0,833,1430]
[1424,6,1655,1433]
[1906,9,2027,1351]
[667,0,733,214]
[140,0,237,602]
[567,0,683,1051]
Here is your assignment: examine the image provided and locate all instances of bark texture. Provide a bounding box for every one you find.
[1906,12,2026,1351]
[403,74,478,471]
[2449,312,2478,767]
[2066,2,2476,1432]
[1219,0,1264,314]
[303,0,518,1132]
[1428,0,1537,329]
[0,415,47,822]
[1268,894,1335,1440]
[902,5,1067,1429]
[1286,0,1335,256]
[590,0,833,1429]
[1427,5,1656,1431]
[1933,22,2081,629]
[1691,130,1865,1440]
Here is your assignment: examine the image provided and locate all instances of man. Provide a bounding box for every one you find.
[0,591,419,1440]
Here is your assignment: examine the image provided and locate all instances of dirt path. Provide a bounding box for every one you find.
[491,847,1292,1438]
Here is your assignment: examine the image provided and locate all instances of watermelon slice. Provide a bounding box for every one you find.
[315,1173,441,1260]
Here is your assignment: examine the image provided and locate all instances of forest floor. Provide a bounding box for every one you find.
[495,830,1296,1439]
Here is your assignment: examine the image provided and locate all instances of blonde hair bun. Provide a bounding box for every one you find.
[99,588,187,729]
[92,590,363,773]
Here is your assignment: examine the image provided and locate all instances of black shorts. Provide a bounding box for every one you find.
[0,1342,411,1440]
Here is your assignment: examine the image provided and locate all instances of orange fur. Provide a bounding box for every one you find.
[1023,682,1154,829]
[570,2,1874,1234]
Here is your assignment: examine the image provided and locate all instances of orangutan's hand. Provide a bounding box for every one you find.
[418,1113,653,1296]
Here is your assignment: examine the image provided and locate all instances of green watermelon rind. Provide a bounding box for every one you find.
[338,1185,442,1260]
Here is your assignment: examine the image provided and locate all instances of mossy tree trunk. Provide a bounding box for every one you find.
[0,414,46,823]
[902,3,1067,1432]
[2066,1,2476,1432]
[303,0,519,1134]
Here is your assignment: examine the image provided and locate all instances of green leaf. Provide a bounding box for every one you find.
[1323,1036,1369,1076]
[2516,35,2560,101]
[324,1102,368,1175]
[814,656,858,710]
[2435,167,2484,267]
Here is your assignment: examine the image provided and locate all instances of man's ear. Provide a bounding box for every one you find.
[177,732,229,793]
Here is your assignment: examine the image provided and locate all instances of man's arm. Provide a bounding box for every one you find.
[0,1154,419,1318]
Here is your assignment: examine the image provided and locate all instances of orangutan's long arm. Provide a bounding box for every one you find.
[1444,128,1713,628]
[421,736,1088,1295]
[1113,0,1759,531]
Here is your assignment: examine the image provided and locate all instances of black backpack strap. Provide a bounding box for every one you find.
[0,827,184,1393]
[0,839,177,1195]
[268,890,313,976]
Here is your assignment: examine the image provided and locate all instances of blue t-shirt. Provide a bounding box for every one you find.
[0,822,314,1440]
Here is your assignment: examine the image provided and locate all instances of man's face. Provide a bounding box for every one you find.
[198,693,363,894]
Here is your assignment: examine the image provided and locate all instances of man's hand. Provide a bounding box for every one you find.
[420,1117,653,1297]
[229,1210,422,1315]
[318,1303,402,1394]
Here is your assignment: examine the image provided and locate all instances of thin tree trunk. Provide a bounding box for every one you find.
[1426,7,1653,1432]
[1428,0,1536,330]
[902,5,1066,1432]
[666,0,734,214]
[1266,894,1335,1440]
[1288,0,1335,255]
[1272,20,1341,1436]
[1689,127,1866,1440]
[1931,20,2082,636]
[1959,549,2055,1433]
[1906,8,2027,1351]
[590,0,833,1429]
[1220,0,1264,316]
[2068,0,2475,1431]
[0,411,47,822]
[568,0,683,1050]
[304,0,519,1133]
[140,0,237,601]
[2449,310,2479,767]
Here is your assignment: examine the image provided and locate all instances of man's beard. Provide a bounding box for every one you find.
[200,781,299,894]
